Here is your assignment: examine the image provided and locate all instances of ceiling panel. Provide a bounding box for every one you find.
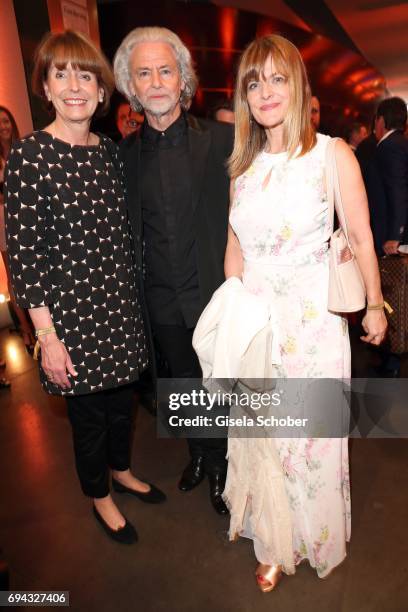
[325,0,408,100]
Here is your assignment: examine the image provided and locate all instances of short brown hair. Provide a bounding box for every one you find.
[31,30,115,117]
[376,96,407,131]
[229,34,316,179]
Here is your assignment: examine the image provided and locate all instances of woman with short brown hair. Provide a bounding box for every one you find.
[31,29,114,117]
[4,30,165,545]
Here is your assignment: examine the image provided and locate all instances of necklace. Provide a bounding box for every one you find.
[48,123,93,146]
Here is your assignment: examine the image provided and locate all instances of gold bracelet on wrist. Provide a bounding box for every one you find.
[33,326,57,360]
[35,326,56,337]
[366,301,393,314]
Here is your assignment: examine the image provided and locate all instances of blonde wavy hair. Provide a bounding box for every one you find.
[229,34,316,179]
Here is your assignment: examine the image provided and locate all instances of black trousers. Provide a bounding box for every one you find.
[152,323,227,475]
[66,385,134,498]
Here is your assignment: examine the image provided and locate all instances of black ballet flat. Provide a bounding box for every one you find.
[112,479,166,504]
[92,505,138,545]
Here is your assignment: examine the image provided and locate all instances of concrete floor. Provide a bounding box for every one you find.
[0,327,407,612]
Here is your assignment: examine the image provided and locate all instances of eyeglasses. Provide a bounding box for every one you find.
[247,74,289,93]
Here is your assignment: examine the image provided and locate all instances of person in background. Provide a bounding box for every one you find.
[0,107,12,387]
[114,26,233,515]
[116,100,144,139]
[374,97,408,255]
[347,122,368,152]
[0,105,36,355]
[210,98,235,124]
[355,119,386,254]
[4,30,165,545]
[372,97,408,377]
[310,95,320,130]
[222,33,386,591]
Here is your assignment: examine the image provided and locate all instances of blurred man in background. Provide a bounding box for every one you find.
[210,98,234,124]
[347,122,368,152]
[116,101,144,139]
[311,95,320,130]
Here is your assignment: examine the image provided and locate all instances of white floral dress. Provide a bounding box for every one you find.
[224,133,351,578]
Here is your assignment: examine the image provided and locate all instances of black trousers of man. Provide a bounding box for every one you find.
[152,323,227,475]
[66,385,134,498]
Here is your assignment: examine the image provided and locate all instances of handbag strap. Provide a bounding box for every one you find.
[325,137,352,248]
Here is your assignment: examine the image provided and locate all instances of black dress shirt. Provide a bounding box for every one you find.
[140,112,201,327]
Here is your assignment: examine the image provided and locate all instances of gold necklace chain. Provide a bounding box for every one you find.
[49,123,92,146]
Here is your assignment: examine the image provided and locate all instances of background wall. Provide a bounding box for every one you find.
[0,0,34,309]
[0,0,33,137]
[97,0,387,137]
[13,0,101,131]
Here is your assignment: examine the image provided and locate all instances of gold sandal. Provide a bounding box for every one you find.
[255,564,282,593]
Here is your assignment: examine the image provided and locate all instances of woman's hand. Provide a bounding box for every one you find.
[360,309,388,345]
[39,333,78,389]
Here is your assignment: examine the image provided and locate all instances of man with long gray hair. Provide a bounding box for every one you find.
[114,27,233,514]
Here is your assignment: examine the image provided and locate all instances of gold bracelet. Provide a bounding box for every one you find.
[366,301,393,314]
[35,325,56,337]
[33,326,57,360]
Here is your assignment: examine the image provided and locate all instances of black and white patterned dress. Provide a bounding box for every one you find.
[4,130,148,395]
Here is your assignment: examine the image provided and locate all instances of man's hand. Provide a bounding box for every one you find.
[382,240,400,255]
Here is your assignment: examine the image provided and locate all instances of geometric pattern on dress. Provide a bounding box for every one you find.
[4,130,148,395]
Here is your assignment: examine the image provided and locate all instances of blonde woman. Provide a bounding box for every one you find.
[223,34,387,591]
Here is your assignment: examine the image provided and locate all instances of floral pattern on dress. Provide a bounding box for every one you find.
[226,133,351,579]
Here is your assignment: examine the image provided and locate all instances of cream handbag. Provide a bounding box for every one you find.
[326,138,366,313]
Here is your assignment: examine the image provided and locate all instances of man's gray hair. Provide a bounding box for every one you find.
[113,26,198,112]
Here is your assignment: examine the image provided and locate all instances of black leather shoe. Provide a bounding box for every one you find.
[112,479,166,503]
[208,472,229,515]
[93,505,138,544]
[178,456,205,491]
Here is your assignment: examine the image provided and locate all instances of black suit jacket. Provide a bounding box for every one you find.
[120,114,233,320]
[356,134,388,253]
[376,130,408,244]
